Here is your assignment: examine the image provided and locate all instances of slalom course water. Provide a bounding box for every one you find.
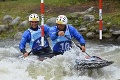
[0,40,120,80]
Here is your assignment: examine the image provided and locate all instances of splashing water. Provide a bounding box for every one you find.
[0,40,120,80]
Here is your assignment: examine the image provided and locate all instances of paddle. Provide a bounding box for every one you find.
[19,43,42,58]
[28,43,41,56]
[64,36,114,70]
[65,35,105,60]
[65,35,91,57]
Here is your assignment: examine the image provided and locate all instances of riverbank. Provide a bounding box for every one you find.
[0,0,120,41]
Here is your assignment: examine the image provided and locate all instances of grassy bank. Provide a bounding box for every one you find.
[0,0,120,39]
[0,0,120,21]
[0,0,40,21]
[0,0,91,19]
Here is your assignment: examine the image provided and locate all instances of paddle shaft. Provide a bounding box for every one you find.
[65,35,91,57]
[28,50,32,55]
[28,43,42,55]
[20,45,40,58]
[27,36,48,56]
[20,44,42,58]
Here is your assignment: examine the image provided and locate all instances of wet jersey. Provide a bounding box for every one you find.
[49,24,86,53]
[52,26,72,53]
[19,24,50,53]
[28,27,49,52]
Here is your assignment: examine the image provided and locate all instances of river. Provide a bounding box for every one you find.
[0,40,120,80]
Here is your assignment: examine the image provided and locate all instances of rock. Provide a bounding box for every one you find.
[102,33,112,39]
[109,26,120,32]
[3,15,13,24]
[117,36,120,42]
[46,17,56,26]
[78,25,87,32]
[86,32,95,38]
[14,32,22,40]
[10,16,20,25]
[69,12,85,18]
[83,14,95,22]
[112,30,120,37]
[19,20,28,27]
[0,25,7,32]
[85,7,94,13]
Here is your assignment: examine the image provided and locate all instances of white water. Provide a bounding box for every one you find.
[0,40,120,80]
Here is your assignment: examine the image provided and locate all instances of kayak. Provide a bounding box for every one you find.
[19,52,55,61]
[38,53,55,61]
[74,56,114,70]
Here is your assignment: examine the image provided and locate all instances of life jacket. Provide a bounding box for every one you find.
[52,25,72,53]
[28,26,49,52]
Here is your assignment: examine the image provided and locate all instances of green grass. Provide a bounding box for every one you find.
[0,0,88,24]
[0,0,120,39]
[44,0,87,6]
[0,0,41,22]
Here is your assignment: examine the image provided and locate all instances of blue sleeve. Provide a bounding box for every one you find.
[19,30,31,52]
[44,24,50,37]
[49,26,58,41]
[69,25,86,46]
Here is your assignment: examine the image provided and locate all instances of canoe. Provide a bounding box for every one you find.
[74,56,114,70]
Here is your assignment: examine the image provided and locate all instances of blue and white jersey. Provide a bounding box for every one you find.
[49,24,86,53]
[19,24,50,52]
[52,26,72,53]
[28,27,49,51]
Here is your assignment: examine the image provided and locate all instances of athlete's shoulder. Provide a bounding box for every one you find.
[67,24,75,28]
[67,24,76,32]
[50,26,57,30]
[22,29,30,37]
[44,24,50,27]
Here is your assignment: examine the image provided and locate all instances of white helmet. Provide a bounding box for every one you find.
[56,15,68,25]
[29,13,39,21]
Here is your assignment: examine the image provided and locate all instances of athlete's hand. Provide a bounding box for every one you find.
[23,52,29,58]
[58,31,65,36]
[81,46,85,52]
